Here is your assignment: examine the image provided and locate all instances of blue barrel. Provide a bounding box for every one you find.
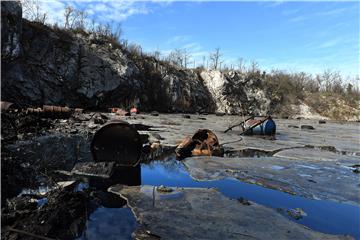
[245,118,276,135]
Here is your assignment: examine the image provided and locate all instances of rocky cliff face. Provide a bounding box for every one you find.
[1,1,270,115]
[201,70,270,115]
[1,1,22,61]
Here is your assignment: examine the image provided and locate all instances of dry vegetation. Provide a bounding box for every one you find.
[21,0,360,120]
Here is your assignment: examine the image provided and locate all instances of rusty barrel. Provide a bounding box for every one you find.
[43,105,71,118]
[244,118,276,135]
[175,129,223,159]
[1,101,13,111]
[91,120,142,167]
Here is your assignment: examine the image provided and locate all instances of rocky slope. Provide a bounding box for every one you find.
[1,1,270,115]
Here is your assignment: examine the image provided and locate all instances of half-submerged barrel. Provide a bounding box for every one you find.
[244,117,276,135]
[91,120,142,167]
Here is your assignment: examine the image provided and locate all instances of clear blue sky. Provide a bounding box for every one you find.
[38,1,359,77]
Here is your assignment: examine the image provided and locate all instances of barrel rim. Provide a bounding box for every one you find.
[90,120,142,167]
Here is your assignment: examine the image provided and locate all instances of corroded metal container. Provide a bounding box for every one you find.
[244,118,276,135]
[91,120,142,167]
[175,129,223,159]
[0,101,14,111]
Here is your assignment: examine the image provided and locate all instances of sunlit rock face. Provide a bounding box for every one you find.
[1,1,270,114]
[1,1,22,60]
[200,70,271,115]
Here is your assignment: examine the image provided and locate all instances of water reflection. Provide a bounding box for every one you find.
[80,165,141,191]
[79,207,137,240]
[141,157,360,239]
[82,155,359,239]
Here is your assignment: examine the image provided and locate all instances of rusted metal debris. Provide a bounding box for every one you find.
[74,108,83,114]
[130,107,138,115]
[175,129,223,159]
[109,108,130,116]
[0,101,14,111]
[25,105,71,118]
[26,107,43,114]
[43,105,70,113]
[243,116,276,135]
[224,116,276,136]
[91,120,142,167]
[42,105,70,118]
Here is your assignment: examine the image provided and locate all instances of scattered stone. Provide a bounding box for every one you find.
[160,120,181,125]
[198,117,206,120]
[237,197,251,205]
[150,111,159,116]
[100,113,108,120]
[319,120,326,124]
[2,189,94,240]
[70,129,78,134]
[17,134,24,140]
[94,117,106,124]
[150,133,163,141]
[287,208,307,220]
[132,228,161,240]
[74,114,92,122]
[301,125,315,130]
[88,122,98,129]
[215,112,225,116]
[182,114,191,119]
[56,181,77,190]
[156,185,173,193]
[71,162,115,178]
[93,113,107,124]
[74,108,83,114]
[288,125,299,128]
[352,165,360,174]
[6,196,38,211]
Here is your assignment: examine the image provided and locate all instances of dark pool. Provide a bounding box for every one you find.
[78,207,137,240]
[141,156,360,239]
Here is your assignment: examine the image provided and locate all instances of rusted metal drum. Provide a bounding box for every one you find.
[244,118,276,135]
[1,101,14,111]
[91,120,142,167]
[175,129,223,159]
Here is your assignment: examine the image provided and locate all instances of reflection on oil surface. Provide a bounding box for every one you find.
[141,156,360,239]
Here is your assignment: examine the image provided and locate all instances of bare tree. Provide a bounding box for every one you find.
[63,5,89,30]
[237,57,245,73]
[22,0,47,24]
[183,49,191,68]
[96,23,112,37]
[249,60,259,73]
[75,10,88,30]
[168,49,184,67]
[153,50,161,60]
[64,6,73,28]
[209,47,223,70]
[90,18,96,33]
[127,43,142,56]
[110,23,122,40]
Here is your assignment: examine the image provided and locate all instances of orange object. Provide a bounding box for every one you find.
[175,129,223,159]
[130,107,138,114]
[116,109,130,116]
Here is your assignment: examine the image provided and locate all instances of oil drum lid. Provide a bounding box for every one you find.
[91,120,142,167]
[264,119,276,135]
